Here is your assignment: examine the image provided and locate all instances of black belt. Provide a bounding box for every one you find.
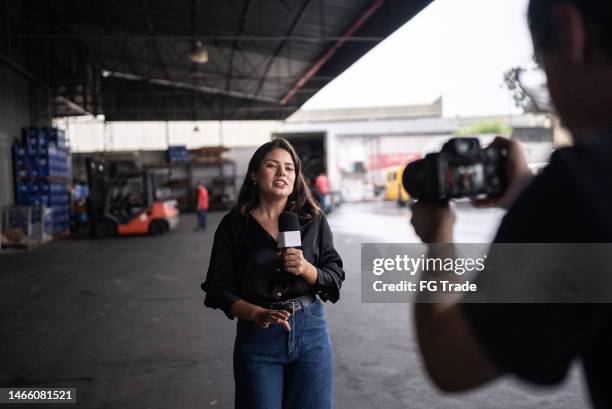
[266,294,316,314]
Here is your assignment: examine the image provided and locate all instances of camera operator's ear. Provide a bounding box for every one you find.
[551,3,586,65]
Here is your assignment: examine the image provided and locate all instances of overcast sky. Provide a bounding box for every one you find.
[303,0,534,117]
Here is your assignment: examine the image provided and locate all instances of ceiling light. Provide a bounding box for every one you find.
[190,41,209,64]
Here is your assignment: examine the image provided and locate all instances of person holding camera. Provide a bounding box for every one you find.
[410,1,612,408]
[201,138,344,409]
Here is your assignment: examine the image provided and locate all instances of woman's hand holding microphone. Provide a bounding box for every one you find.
[280,248,318,285]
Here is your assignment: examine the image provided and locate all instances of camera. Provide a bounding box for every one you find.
[402,137,508,201]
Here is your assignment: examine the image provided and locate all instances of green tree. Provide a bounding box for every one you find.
[455,120,512,136]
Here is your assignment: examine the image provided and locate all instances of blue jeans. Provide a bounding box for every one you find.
[198,209,207,229]
[233,298,333,409]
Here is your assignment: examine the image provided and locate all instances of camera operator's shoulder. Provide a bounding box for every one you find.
[494,154,575,242]
[550,142,612,236]
[524,152,570,196]
[551,142,612,179]
[521,143,602,198]
[550,145,588,168]
[546,143,612,202]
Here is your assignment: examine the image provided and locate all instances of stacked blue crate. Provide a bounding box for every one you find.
[12,145,31,178]
[3,205,53,245]
[6,206,32,234]
[13,127,71,236]
[28,204,53,242]
[167,145,189,163]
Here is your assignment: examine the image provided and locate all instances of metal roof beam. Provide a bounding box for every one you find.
[253,0,314,98]
[225,0,253,91]
[191,0,199,118]
[2,0,12,57]
[223,0,254,119]
[141,0,172,81]
[0,33,385,42]
[281,0,384,105]
[0,50,92,116]
[102,70,280,104]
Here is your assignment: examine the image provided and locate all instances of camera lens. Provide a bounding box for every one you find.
[402,159,427,199]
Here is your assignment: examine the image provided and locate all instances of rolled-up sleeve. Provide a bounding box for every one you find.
[314,215,345,303]
[201,219,241,319]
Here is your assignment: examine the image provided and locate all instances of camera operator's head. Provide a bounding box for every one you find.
[528,0,612,133]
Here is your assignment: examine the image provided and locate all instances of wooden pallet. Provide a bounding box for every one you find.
[52,229,71,239]
[1,238,51,250]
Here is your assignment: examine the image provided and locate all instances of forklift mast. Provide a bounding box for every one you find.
[85,158,114,228]
[85,158,154,226]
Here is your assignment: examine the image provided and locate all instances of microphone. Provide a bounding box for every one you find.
[278,211,302,249]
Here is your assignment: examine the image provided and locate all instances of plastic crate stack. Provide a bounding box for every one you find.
[2,205,53,248]
[12,127,71,236]
[167,145,189,163]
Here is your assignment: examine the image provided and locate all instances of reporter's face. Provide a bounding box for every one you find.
[253,148,296,199]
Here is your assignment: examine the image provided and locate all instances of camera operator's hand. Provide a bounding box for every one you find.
[410,200,455,243]
[472,136,533,209]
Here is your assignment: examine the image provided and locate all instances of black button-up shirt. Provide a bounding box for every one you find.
[201,209,345,319]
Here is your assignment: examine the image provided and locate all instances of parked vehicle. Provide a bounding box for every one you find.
[384,166,410,206]
[86,158,179,238]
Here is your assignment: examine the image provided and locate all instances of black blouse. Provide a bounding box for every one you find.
[201,209,345,319]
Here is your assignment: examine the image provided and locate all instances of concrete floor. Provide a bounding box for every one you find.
[0,202,589,409]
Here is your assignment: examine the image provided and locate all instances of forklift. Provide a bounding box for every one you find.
[86,158,179,238]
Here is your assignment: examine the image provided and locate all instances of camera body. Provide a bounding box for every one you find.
[402,137,508,201]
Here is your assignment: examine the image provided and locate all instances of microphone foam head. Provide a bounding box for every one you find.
[278,211,300,232]
[278,212,301,248]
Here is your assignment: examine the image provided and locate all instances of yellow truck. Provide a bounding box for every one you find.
[384,166,410,206]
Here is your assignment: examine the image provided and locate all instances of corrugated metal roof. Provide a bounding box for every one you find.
[3,0,433,121]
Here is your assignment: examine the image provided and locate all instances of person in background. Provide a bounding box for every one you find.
[70,181,89,233]
[314,171,330,213]
[196,181,209,230]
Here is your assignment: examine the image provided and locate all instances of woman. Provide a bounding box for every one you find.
[202,138,345,409]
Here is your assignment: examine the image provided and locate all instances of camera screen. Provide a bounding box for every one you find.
[445,163,485,195]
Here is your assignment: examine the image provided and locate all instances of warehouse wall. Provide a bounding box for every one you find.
[59,119,281,152]
[0,63,32,209]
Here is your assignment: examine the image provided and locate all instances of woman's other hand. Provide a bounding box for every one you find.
[252,308,291,331]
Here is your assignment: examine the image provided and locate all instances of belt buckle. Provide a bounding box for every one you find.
[273,300,296,314]
[284,301,296,314]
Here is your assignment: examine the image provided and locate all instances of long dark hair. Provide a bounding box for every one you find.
[235,138,321,220]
